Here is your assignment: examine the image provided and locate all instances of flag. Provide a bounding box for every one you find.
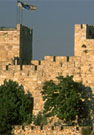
[17,1,37,10]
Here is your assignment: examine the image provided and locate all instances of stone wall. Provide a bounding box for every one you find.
[0,55,94,114]
[1,23,94,134]
[0,25,20,65]
[13,125,81,135]
[0,24,94,115]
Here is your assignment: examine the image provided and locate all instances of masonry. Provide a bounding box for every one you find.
[13,125,81,135]
[0,24,94,115]
[0,24,33,65]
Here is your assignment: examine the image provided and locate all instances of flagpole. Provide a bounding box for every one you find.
[16,0,18,25]
[20,8,23,24]
[19,8,21,24]
[16,0,22,24]
[17,0,37,24]
[16,0,21,24]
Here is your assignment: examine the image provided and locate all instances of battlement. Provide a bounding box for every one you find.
[1,23,94,63]
[13,125,81,135]
[75,24,94,56]
[0,27,16,31]
[0,24,94,116]
[75,24,94,39]
[75,24,87,30]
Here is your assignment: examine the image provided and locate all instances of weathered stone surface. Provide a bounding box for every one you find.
[0,24,94,116]
[13,125,81,135]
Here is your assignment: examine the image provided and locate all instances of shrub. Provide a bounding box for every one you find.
[32,112,47,126]
[81,127,91,135]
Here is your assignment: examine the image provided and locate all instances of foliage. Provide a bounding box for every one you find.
[32,111,47,126]
[81,127,91,135]
[41,75,93,125]
[0,80,33,134]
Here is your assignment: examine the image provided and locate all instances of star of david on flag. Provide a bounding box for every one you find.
[17,1,37,10]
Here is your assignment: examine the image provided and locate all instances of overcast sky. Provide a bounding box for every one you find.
[0,0,94,60]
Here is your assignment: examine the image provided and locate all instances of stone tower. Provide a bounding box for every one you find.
[74,24,94,56]
[0,24,33,65]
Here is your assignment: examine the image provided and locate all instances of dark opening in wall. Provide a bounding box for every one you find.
[20,65,23,70]
[81,24,83,29]
[76,126,79,131]
[82,44,87,48]
[39,61,41,65]
[31,126,34,130]
[67,56,69,62]
[22,126,25,131]
[35,65,37,71]
[51,126,54,130]
[6,65,8,70]
[40,126,43,130]
[86,25,94,39]
[83,50,88,53]
[60,126,63,130]
[60,62,62,67]
[53,56,56,62]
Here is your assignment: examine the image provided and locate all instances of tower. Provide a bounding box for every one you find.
[0,24,33,65]
[74,24,94,56]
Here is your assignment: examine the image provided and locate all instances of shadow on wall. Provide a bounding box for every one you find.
[86,25,94,39]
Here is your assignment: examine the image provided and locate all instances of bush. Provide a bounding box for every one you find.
[81,127,91,135]
[32,112,47,126]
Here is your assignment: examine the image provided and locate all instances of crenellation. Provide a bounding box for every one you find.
[22,65,35,71]
[75,24,94,56]
[13,125,81,135]
[31,60,40,65]
[56,56,67,62]
[6,65,21,71]
[1,24,94,117]
[44,56,56,62]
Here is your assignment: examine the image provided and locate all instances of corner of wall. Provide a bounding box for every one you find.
[17,24,22,31]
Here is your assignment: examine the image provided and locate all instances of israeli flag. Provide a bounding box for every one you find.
[17,1,37,10]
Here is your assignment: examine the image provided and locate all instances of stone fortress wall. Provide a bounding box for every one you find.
[0,24,94,115]
[13,125,81,135]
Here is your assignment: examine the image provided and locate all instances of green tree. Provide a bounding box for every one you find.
[32,111,47,126]
[41,75,93,125]
[0,80,33,135]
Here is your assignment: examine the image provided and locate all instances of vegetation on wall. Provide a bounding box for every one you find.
[0,80,33,135]
[41,75,94,126]
[81,127,92,135]
[32,111,47,126]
